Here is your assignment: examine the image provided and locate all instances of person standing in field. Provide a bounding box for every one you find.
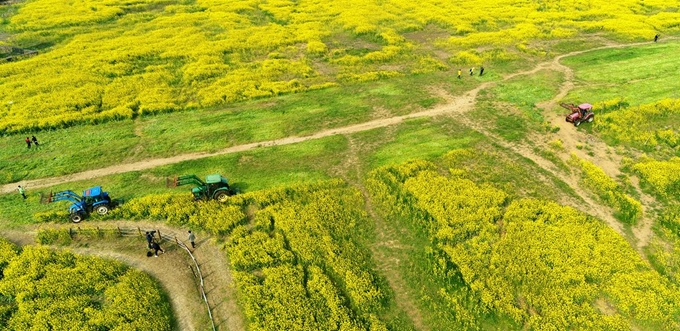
[151,242,164,257]
[31,136,39,146]
[145,231,154,249]
[469,67,474,76]
[479,66,485,76]
[654,34,659,42]
[17,185,26,199]
[457,69,462,79]
[188,230,196,249]
[25,137,31,149]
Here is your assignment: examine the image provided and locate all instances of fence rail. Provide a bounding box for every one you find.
[48,225,217,331]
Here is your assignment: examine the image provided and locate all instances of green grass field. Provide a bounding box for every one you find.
[563,42,680,106]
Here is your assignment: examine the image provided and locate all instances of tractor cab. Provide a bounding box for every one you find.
[82,186,111,206]
[205,174,233,202]
[578,103,592,116]
[206,174,230,190]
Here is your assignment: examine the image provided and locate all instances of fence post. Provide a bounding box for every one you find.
[69,228,73,238]
[175,236,179,245]
[188,265,197,278]
[156,229,162,241]
[117,227,122,236]
[138,227,142,237]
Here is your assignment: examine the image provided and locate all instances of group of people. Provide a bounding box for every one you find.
[24,135,39,149]
[145,230,197,257]
[458,66,485,79]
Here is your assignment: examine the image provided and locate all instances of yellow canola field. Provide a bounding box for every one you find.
[1,0,680,133]
[366,160,680,330]
[0,238,173,330]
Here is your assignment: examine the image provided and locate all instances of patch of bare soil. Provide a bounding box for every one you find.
[594,297,617,315]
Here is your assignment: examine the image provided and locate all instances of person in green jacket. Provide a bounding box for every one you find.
[18,185,26,199]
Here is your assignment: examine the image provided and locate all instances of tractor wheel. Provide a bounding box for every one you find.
[214,191,229,202]
[587,116,594,123]
[96,204,109,216]
[70,212,84,223]
[574,121,581,127]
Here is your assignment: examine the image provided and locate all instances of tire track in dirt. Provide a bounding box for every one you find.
[0,221,245,331]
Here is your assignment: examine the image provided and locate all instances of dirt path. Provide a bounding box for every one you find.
[0,221,245,331]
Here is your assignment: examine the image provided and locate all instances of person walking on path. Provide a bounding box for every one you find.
[25,137,31,149]
[145,231,154,249]
[469,67,474,76]
[654,34,659,42]
[479,66,485,76]
[188,230,196,249]
[151,242,164,257]
[31,136,39,146]
[17,185,26,199]
[457,69,462,79]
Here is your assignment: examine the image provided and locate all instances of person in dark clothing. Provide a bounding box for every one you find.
[31,136,39,146]
[469,67,474,76]
[25,137,31,149]
[151,242,164,257]
[654,34,659,42]
[188,230,196,249]
[145,231,153,249]
[479,66,485,76]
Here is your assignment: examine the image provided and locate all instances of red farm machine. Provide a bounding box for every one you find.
[561,103,594,127]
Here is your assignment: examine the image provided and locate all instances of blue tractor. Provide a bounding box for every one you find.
[47,186,112,223]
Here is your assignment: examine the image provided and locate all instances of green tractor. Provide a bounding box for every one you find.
[169,174,238,202]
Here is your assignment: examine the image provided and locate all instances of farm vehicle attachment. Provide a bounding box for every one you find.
[561,103,594,127]
[45,186,112,223]
[168,174,238,202]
